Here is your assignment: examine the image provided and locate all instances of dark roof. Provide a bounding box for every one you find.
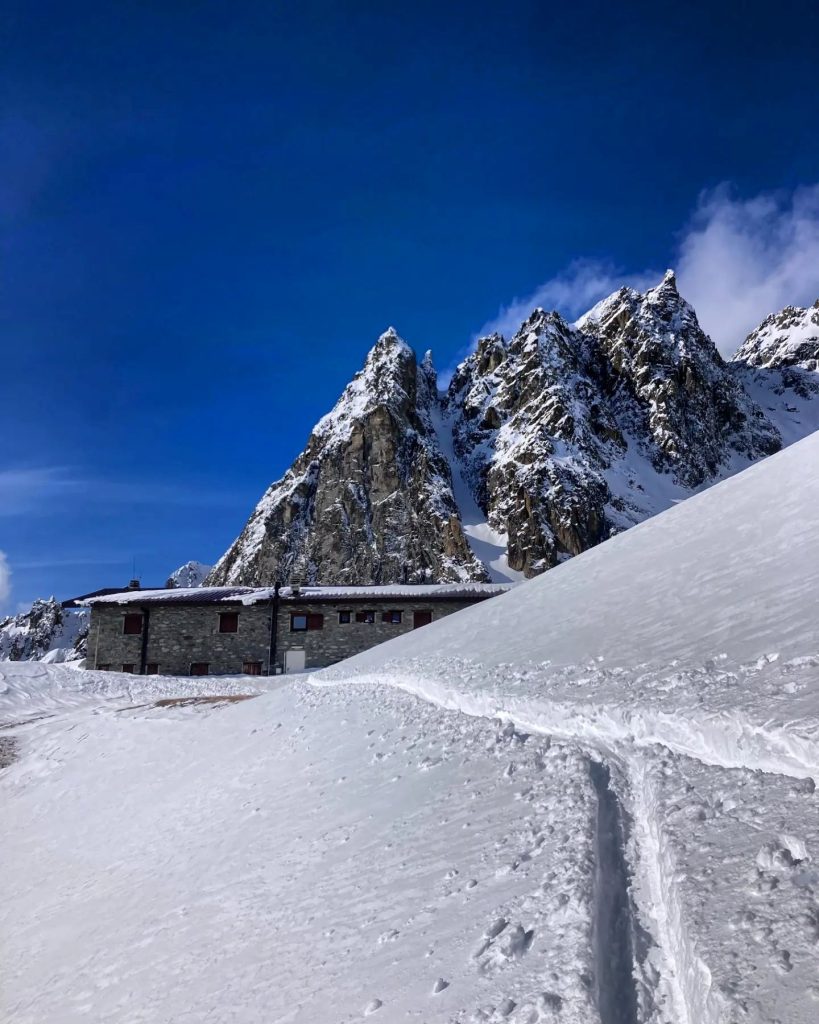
[62,586,167,608]
[84,583,514,608]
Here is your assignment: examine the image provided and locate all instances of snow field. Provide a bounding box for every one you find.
[3,673,619,1024]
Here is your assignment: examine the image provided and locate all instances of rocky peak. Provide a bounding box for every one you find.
[732,302,819,371]
[206,333,487,587]
[446,310,621,574]
[0,597,88,663]
[577,273,779,486]
[166,561,212,588]
[206,284,817,588]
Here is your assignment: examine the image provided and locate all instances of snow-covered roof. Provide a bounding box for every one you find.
[84,583,514,607]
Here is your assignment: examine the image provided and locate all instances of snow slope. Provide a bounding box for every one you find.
[319,431,819,1024]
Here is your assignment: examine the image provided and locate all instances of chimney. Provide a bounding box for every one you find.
[128,579,141,590]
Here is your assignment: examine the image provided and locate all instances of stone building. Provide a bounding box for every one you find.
[84,583,511,676]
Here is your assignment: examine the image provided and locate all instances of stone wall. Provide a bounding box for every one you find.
[87,596,493,675]
[277,598,482,669]
[86,602,273,676]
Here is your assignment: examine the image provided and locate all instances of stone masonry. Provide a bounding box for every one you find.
[85,590,503,675]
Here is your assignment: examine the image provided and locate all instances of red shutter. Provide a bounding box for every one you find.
[219,612,239,633]
[123,613,143,635]
[307,613,324,630]
[413,611,433,629]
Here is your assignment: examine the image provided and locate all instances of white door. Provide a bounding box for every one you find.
[285,647,306,673]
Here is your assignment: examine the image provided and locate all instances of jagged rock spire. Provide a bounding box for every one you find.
[206,287,817,587]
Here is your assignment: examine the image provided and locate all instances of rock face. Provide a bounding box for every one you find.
[0,598,88,663]
[209,330,487,586]
[446,272,780,574]
[208,279,819,585]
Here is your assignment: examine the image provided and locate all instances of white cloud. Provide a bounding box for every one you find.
[0,551,11,608]
[0,466,239,517]
[0,467,82,516]
[471,183,819,358]
[476,259,656,340]
[676,184,819,355]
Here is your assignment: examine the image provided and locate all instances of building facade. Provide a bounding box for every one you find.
[84,584,510,676]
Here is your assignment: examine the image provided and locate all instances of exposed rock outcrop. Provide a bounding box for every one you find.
[208,330,487,585]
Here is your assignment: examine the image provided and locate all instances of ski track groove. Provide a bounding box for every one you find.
[311,670,819,1024]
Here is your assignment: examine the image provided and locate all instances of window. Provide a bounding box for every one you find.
[97,664,110,671]
[243,661,263,675]
[355,610,376,624]
[381,610,403,624]
[190,662,209,676]
[123,613,143,635]
[290,613,324,631]
[219,611,239,633]
[121,663,135,673]
[413,611,433,629]
[338,610,351,624]
[146,663,159,675]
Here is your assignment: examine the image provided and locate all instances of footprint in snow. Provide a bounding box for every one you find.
[363,999,382,1015]
[432,977,449,994]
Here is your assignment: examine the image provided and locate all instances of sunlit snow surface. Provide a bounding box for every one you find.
[2,667,600,1024]
[321,431,819,1024]
[3,433,819,1024]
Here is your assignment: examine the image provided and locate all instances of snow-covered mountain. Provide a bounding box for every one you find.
[0,599,88,664]
[208,276,819,586]
[730,299,819,447]
[166,560,213,588]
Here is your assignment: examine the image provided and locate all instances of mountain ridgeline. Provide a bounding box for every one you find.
[207,275,819,586]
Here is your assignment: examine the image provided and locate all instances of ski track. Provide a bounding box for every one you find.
[311,668,819,1024]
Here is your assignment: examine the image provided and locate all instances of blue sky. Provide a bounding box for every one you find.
[2,0,819,612]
